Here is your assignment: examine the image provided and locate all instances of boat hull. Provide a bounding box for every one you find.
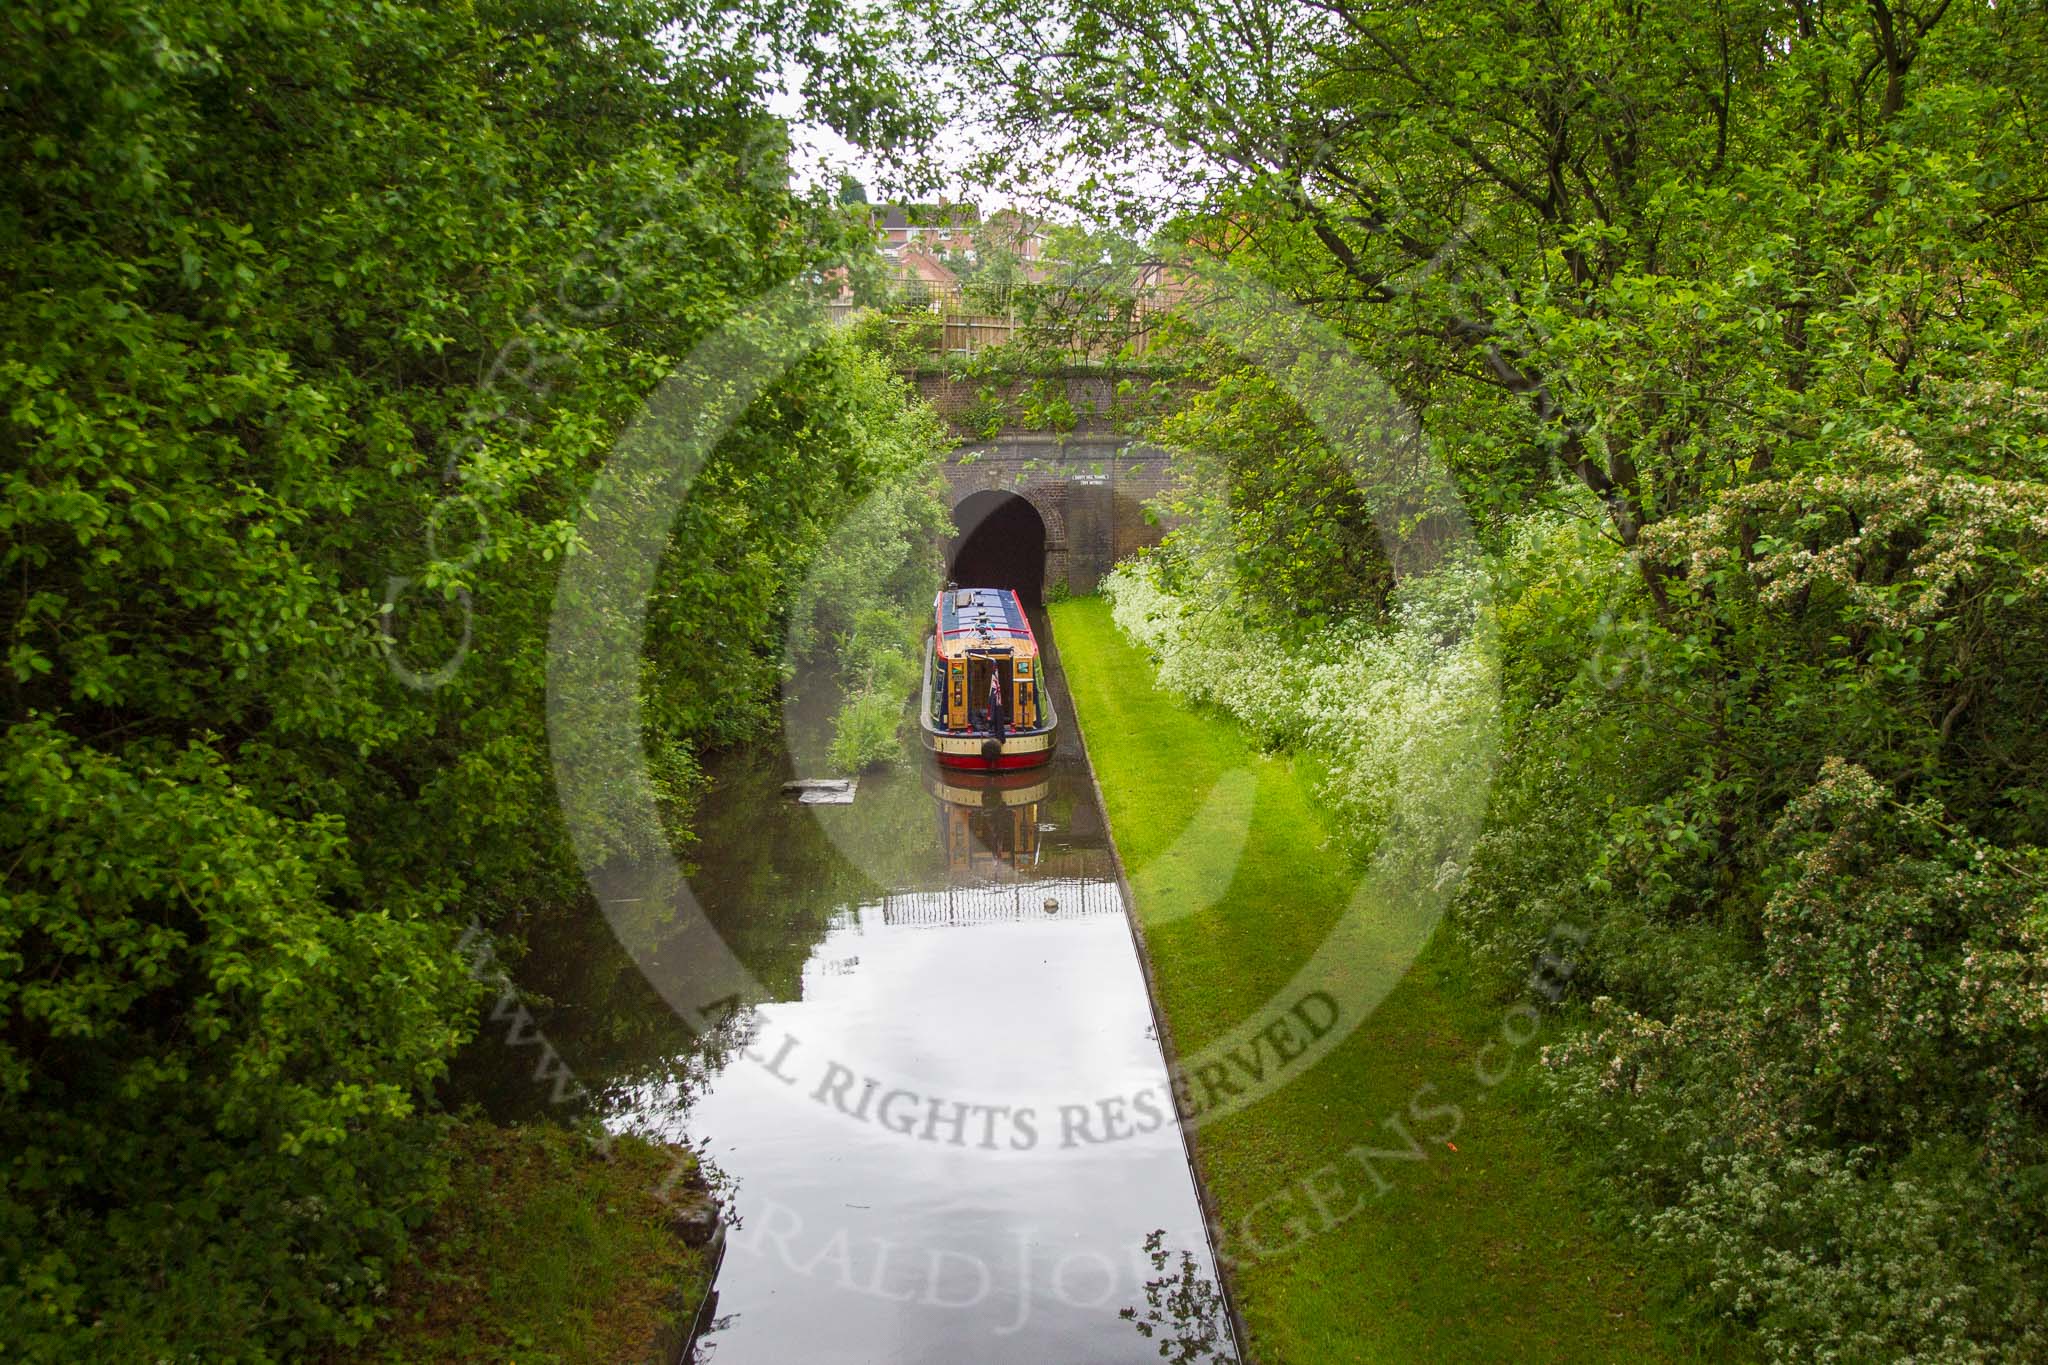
[921,723,1057,771]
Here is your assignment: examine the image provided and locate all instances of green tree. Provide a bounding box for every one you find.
[0,0,936,1355]
[955,0,2048,553]
[951,0,2048,1355]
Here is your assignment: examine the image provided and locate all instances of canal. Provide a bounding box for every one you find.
[462,616,1236,1362]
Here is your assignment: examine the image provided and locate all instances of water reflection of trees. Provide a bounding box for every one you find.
[447,733,1117,1132]
[446,743,940,1122]
[1119,1230,1237,1364]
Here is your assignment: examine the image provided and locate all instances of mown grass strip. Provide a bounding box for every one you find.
[1052,596,1714,1364]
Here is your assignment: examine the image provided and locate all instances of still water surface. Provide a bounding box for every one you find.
[466,625,1233,1362]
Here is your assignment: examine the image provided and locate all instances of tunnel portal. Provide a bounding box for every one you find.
[949,491,1047,605]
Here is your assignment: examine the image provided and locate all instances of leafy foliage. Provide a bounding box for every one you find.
[1106,556,1496,879]
[784,433,951,774]
[826,688,912,773]
[0,0,937,1355]
[977,0,2048,1353]
[954,0,2048,548]
[1115,488,2048,1355]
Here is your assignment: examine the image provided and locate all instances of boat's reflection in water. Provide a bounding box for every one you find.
[930,766,1047,881]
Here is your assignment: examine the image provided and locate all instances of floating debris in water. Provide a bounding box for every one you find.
[1042,897,1059,913]
[782,778,857,805]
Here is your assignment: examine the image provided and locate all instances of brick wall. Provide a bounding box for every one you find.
[943,433,1178,593]
[911,366,1191,592]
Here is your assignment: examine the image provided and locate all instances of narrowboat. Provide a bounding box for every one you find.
[918,586,1058,771]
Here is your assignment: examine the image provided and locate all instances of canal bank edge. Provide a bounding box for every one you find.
[655,1220,727,1365]
[1040,610,1257,1364]
[348,1123,723,1364]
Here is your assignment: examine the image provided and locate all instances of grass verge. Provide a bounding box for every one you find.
[1051,595,1719,1364]
[342,1122,718,1365]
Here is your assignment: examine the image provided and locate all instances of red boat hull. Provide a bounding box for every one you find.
[933,747,1053,771]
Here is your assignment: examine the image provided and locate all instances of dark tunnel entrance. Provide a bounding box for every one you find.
[949,490,1046,605]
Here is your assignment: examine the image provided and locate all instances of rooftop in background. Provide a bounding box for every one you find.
[868,200,1050,272]
[874,202,981,234]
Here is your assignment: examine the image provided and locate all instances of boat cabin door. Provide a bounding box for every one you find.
[965,651,1013,728]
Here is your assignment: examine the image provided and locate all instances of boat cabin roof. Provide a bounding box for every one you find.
[934,587,1040,662]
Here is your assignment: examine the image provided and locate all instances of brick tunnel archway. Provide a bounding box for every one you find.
[949,489,1052,605]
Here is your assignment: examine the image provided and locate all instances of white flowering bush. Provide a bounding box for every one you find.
[1643,1143,2038,1363]
[1464,463,2048,1360]
[1541,762,2048,1359]
[1117,447,2048,1358]
[1104,552,1500,904]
